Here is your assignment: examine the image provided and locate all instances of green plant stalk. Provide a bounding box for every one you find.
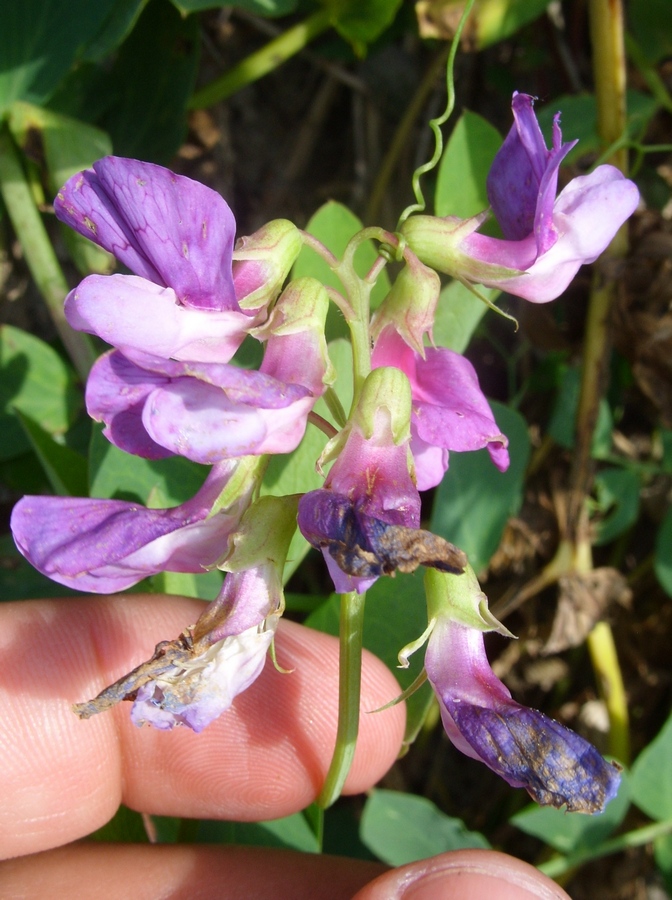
[625,33,672,115]
[317,590,366,809]
[189,9,332,109]
[565,0,630,762]
[0,126,96,381]
[539,817,672,880]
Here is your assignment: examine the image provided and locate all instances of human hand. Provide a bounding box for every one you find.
[0,594,569,898]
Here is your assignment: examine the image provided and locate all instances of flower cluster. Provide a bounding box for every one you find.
[11,93,638,812]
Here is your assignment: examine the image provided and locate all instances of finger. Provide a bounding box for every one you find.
[1,843,386,900]
[352,850,570,900]
[1,595,406,859]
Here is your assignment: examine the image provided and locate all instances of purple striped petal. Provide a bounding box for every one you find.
[55,156,238,312]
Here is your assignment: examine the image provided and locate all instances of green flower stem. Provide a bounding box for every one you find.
[0,126,96,381]
[317,590,366,809]
[539,817,672,880]
[189,9,332,109]
[586,620,630,763]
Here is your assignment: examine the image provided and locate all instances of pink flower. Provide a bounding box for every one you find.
[401,93,639,303]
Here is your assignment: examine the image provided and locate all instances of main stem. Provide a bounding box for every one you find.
[317,590,366,808]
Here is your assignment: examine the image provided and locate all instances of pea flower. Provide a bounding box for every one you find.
[84,277,333,464]
[421,569,621,813]
[372,326,509,490]
[73,496,297,732]
[10,457,263,594]
[298,367,466,594]
[400,92,640,303]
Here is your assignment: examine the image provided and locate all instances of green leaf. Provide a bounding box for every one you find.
[473,0,550,49]
[324,0,403,47]
[306,571,435,746]
[431,280,499,355]
[592,468,640,546]
[0,0,116,113]
[655,507,672,597]
[535,91,658,165]
[89,804,149,842]
[16,409,88,497]
[0,325,81,463]
[293,201,391,341]
[629,0,672,65]
[173,0,298,14]
[7,101,114,276]
[435,110,502,218]
[361,789,490,866]
[547,366,613,459]
[630,712,672,821]
[82,0,149,62]
[89,424,209,505]
[511,767,630,854]
[654,832,672,897]
[149,569,224,600]
[192,812,320,851]
[100,0,200,163]
[430,402,530,576]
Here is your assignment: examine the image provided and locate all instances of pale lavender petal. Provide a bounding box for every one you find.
[10,462,241,593]
[55,156,238,311]
[86,351,172,459]
[65,274,255,365]
[410,432,449,491]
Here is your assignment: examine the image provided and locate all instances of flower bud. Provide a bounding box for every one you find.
[232,219,303,311]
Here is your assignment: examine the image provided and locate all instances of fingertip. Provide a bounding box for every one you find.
[352,850,570,900]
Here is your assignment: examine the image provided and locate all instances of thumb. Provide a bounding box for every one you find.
[352,849,570,900]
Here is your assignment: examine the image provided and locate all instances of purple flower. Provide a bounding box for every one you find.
[83,277,331,464]
[72,495,297,731]
[401,93,640,303]
[10,459,257,593]
[298,368,466,593]
[372,327,509,490]
[425,614,622,812]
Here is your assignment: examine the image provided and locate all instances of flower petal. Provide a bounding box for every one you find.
[55,156,238,311]
[65,274,255,365]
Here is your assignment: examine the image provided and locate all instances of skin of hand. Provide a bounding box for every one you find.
[0,594,570,900]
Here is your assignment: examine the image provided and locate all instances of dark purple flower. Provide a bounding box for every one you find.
[401,93,640,303]
[425,613,622,813]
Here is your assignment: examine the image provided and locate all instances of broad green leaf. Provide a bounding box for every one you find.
[0,325,81,463]
[7,101,114,275]
[511,767,630,854]
[435,110,501,218]
[593,468,640,546]
[629,0,672,65]
[361,789,490,866]
[89,424,209,505]
[547,366,613,459]
[324,0,403,47]
[89,804,148,842]
[432,280,499,354]
[293,201,391,341]
[82,0,149,62]
[193,812,320,851]
[535,91,658,165]
[630,712,672,821]
[150,569,224,600]
[0,0,116,112]
[473,0,550,49]
[430,402,530,575]
[16,410,88,497]
[173,0,298,14]
[100,0,200,163]
[306,571,435,746]
[655,507,672,597]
